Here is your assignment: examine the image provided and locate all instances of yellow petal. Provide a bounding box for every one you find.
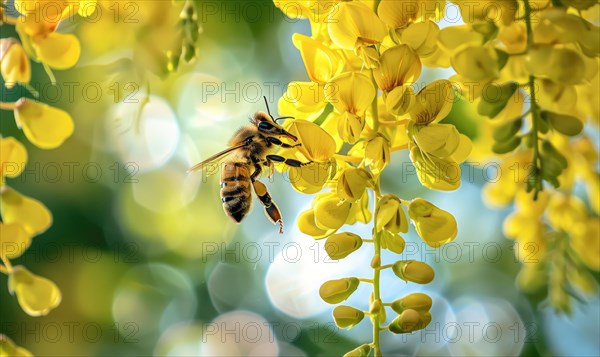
[289,162,330,194]
[408,198,458,247]
[1,187,52,235]
[410,147,461,191]
[0,334,33,357]
[377,0,445,28]
[365,136,390,174]
[337,112,365,144]
[451,45,500,81]
[0,223,32,260]
[337,168,369,201]
[409,80,454,125]
[297,208,336,239]
[292,33,343,84]
[327,2,387,50]
[285,120,336,162]
[438,25,484,54]
[325,71,375,116]
[373,45,421,92]
[8,265,61,317]
[14,99,74,149]
[412,124,460,158]
[314,192,352,230]
[0,41,31,88]
[78,0,97,17]
[278,81,327,121]
[450,134,473,164]
[385,85,415,116]
[401,20,440,57]
[33,32,81,69]
[0,137,28,179]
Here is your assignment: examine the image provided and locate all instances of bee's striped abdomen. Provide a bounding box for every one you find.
[220,162,252,223]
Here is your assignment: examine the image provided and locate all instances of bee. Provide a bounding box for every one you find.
[188,98,309,234]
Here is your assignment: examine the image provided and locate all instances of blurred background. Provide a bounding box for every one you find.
[1,0,598,356]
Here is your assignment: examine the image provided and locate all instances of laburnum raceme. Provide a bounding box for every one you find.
[274,1,470,355]
[439,0,599,313]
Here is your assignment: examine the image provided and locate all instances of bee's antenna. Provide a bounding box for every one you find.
[263,96,273,119]
[274,116,295,122]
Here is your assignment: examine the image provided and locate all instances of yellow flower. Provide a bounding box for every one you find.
[373,45,421,93]
[8,265,61,316]
[0,335,32,357]
[390,293,432,314]
[14,98,75,149]
[292,33,343,84]
[1,187,52,235]
[313,191,353,230]
[15,11,81,70]
[344,344,371,357]
[325,232,363,260]
[325,71,376,143]
[375,194,409,234]
[392,260,435,284]
[327,2,386,50]
[0,137,28,181]
[409,80,454,125]
[0,39,31,88]
[332,305,365,329]
[319,277,360,304]
[408,198,457,247]
[337,168,370,202]
[547,195,587,233]
[0,223,32,260]
[400,20,440,58]
[451,45,501,82]
[389,309,430,334]
[278,81,328,121]
[365,136,390,175]
[297,208,337,239]
[571,219,600,271]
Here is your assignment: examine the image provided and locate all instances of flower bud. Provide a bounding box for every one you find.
[356,45,380,69]
[333,305,365,329]
[367,296,382,314]
[389,309,423,334]
[319,278,360,304]
[0,39,31,88]
[343,344,371,357]
[338,112,365,144]
[365,137,390,174]
[370,254,381,269]
[0,137,28,180]
[0,223,32,260]
[325,232,363,260]
[381,231,405,254]
[390,293,432,314]
[0,334,33,357]
[385,85,415,116]
[8,265,61,316]
[392,260,434,284]
[337,168,369,201]
[375,195,408,233]
[408,198,458,247]
[314,192,352,230]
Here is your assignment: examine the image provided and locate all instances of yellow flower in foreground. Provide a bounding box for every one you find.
[1,187,52,235]
[0,137,28,180]
[373,45,421,93]
[0,335,32,357]
[408,198,457,247]
[14,98,74,149]
[8,265,61,316]
[278,81,328,121]
[0,39,31,88]
[327,1,386,50]
[0,223,32,260]
[292,34,343,84]
[409,80,454,125]
[375,195,409,233]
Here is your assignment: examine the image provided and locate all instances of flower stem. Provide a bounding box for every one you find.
[359,278,374,283]
[0,256,13,274]
[0,101,18,111]
[372,206,383,357]
[334,154,363,164]
[523,0,543,199]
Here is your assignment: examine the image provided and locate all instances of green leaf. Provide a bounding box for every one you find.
[541,111,584,136]
[541,141,568,169]
[495,49,509,71]
[493,118,522,142]
[492,136,521,154]
[478,82,519,118]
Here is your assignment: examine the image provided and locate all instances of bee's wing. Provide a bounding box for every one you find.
[187,143,249,173]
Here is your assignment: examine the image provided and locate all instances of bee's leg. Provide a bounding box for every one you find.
[266,137,302,149]
[252,179,284,234]
[250,163,263,181]
[266,155,312,168]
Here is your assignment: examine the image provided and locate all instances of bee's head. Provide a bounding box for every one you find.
[252,111,298,141]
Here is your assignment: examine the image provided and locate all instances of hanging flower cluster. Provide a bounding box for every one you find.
[274,1,470,355]
[437,0,599,312]
[1,1,203,353]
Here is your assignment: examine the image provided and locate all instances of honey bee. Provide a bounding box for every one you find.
[188,98,309,233]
